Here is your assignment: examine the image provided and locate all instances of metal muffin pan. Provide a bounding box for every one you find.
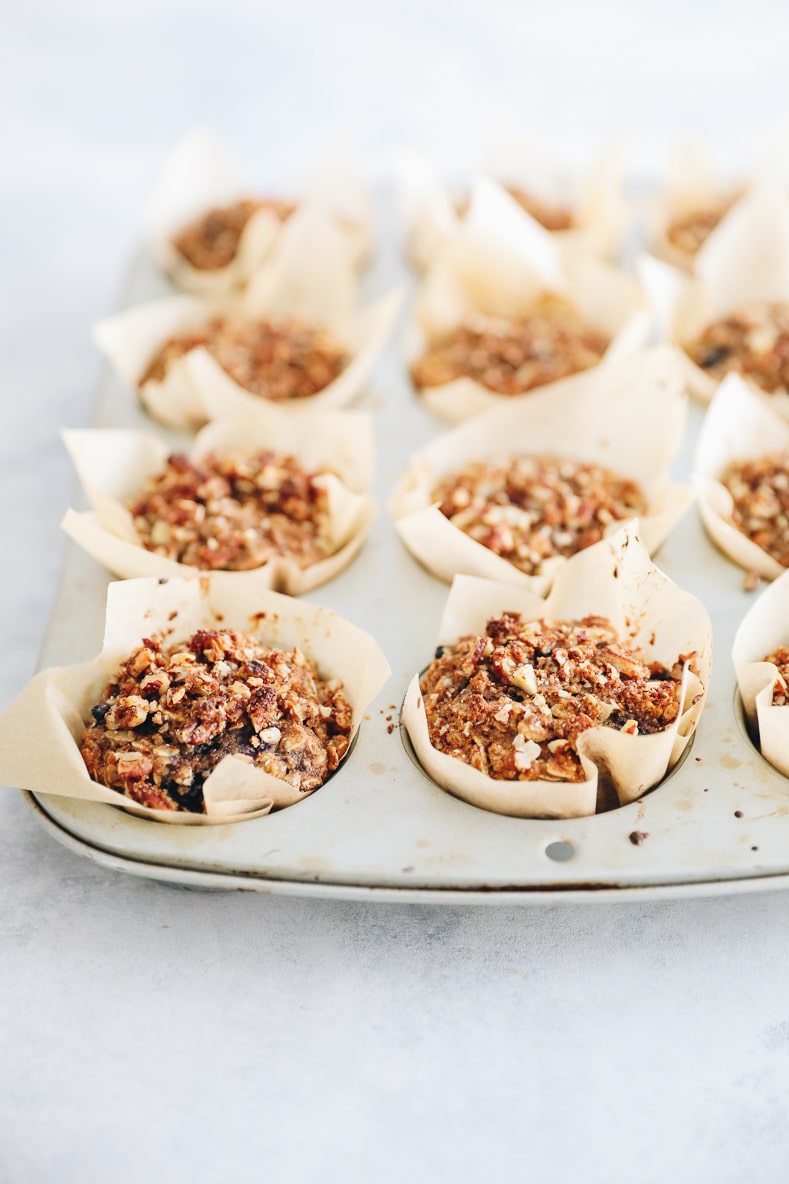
[24,201,789,902]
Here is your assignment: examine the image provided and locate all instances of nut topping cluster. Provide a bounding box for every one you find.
[420,614,690,784]
[80,628,353,813]
[722,452,789,567]
[432,456,645,575]
[130,450,333,572]
[172,198,296,271]
[411,298,609,397]
[665,197,734,257]
[686,302,789,394]
[763,646,789,706]
[139,316,349,402]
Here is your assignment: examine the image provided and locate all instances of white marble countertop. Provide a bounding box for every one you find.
[3,3,789,1180]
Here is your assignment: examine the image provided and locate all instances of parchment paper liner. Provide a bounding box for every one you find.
[733,566,789,779]
[0,575,391,825]
[398,137,629,272]
[61,403,376,595]
[646,139,744,274]
[640,185,789,410]
[93,251,401,430]
[410,178,650,424]
[391,345,694,591]
[145,127,372,294]
[647,124,789,273]
[693,373,789,580]
[402,524,711,819]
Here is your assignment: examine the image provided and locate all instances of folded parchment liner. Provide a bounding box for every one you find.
[402,524,711,819]
[733,566,789,779]
[95,208,401,428]
[410,178,649,424]
[640,185,789,411]
[0,576,390,825]
[62,403,376,595]
[145,127,372,294]
[398,135,629,272]
[391,345,693,591]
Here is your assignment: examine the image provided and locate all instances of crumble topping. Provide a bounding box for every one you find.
[411,298,609,397]
[432,456,645,575]
[80,628,353,813]
[722,452,789,567]
[172,198,296,271]
[139,316,349,402]
[665,197,734,257]
[764,646,789,706]
[129,450,333,572]
[686,302,789,394]
[420,614,689,784]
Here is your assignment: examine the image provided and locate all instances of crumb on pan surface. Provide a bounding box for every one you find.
[130,450,333,572]
[686,302,789,394]
[411,298,609,397]
[764,646,789,706]
[664,197,734,256]
[80,628,352,812]
[171,198,296,271]
[432,456,646,575]
[420,614,691,784]
[723,452,789,567]
[139,317,349,401]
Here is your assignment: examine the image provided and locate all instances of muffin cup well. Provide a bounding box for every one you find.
[0,575,390,825]
[62,403,376,595]
[392,345,694,591]
[402,524,711,819]
[410,178,649,424]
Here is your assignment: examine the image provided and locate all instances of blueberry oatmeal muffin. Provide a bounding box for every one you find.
[686,303,789,395]
[420,613,692,784]
[171,198,296,272]
[140,316,348,402]
[80,628,353,813]
[411,297,608,397]
[763,646,789,705]
[665,195,735,258]
[432,456,645,575]
[129,450,335,572]
[722,452,789,567]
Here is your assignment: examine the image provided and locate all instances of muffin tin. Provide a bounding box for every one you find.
[23,192,789,902]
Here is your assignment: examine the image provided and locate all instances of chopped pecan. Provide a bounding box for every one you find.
[763,645,789,706]
[420,614,687,784]
[130,449,333,572]
[722,452,789,567]
[80,629,352,812]
[665,196,734,257]
[686,302,789,394]
[139,317,348,402]
[433,455,645,575]
[411,297,608,397]
[172,198,295,271]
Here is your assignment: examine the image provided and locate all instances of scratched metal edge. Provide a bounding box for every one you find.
[26,790,789,905]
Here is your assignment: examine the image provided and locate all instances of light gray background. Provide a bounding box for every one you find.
[2,3,788,1181]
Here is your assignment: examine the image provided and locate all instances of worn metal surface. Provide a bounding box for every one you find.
[27,208,789,900]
